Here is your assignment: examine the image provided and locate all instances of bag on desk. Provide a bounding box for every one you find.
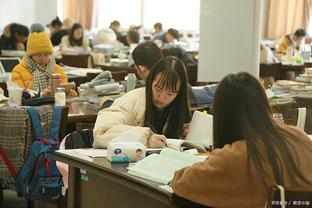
[65,129,94,149]
[14,106,63,200]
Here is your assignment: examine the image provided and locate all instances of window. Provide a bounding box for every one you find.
[143,0,200,31]
[97,0,141,29]
[95,0,200,31]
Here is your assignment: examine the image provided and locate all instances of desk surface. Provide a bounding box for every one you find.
[55,150,176,208]
[66,102,98,124]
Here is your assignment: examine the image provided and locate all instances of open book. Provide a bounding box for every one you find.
[186,111,213,148]
[128,148,207,184]
[166,139,206,153]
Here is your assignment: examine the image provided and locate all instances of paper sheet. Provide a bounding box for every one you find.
[186,111,213,148]
[76,149,108,158]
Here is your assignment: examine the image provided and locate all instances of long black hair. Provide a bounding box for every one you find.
[145,56,191,138]
[213,72,310,186]
[69,23,83,47]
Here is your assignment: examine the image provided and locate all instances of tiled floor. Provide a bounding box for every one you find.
[3,190,56,208]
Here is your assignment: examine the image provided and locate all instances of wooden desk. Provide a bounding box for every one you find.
[55,151,178,208]
[67,102,98,124]
[278,62,312,80]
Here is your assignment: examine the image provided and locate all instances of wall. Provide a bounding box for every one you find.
[198,0,263,81]
[0,0,57,29]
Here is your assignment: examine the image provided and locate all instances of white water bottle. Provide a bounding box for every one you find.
[55,87,66,106]
[126,73,136,92]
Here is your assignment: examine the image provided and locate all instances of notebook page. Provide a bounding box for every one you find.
[128,149,207,184]
[186,111,213,148]
[128,154,193,184]
[166,139,185,151]
[160,148,207,164]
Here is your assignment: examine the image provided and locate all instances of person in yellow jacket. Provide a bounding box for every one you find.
[276,28,306,54]
[11,32,76,96]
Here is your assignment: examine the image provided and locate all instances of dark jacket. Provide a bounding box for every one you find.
[51,29,69,46]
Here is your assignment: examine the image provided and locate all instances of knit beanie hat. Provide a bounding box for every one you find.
[30,23,45,33]
[26,32,53,56]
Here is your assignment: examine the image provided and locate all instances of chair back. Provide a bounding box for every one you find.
[61,54,92,68]
[266,185,312,208]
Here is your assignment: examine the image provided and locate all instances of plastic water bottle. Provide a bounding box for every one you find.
[126,73,136,92]
[55,87,66,106]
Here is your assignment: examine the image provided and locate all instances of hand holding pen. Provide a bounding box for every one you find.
[145,121,167,148]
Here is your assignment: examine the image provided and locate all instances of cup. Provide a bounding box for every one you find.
[8,88,23,106]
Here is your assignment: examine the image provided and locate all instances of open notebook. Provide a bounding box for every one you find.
[157,111,213,153]
[128,148,207,184]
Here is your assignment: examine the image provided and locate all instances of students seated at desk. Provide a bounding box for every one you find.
[158,28,180,46]
[11,32,76,96]
[162,45,197,65]
[152,22,165,41]
[63,17,74,30]
[132,41,197,107]
[133,41,216,107]
[125,29,140,47]
[93,56,191,148]
[50,17,69,46]
[109,20,124,44]
[276,28,306,54]
[172,72,312,207]
[61,23,91,53]
[0,23,29,51]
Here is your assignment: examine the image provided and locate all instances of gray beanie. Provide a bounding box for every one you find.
[30,23,45,33]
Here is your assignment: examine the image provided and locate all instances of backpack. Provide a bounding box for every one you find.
[14,106,63,200]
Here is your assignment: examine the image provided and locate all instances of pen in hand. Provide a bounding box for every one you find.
[145,121,167,147]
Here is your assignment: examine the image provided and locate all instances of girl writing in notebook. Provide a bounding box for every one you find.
[93,56,191,148]
[172,72,312,207]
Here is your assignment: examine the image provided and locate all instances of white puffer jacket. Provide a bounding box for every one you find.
[93,87,152,148]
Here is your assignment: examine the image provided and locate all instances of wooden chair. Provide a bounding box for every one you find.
[60,54,93,68]
[112,70,128,82]
[95,64,139,79]
[266,185,312,208]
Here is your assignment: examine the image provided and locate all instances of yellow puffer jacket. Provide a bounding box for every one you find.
[277,36,291,54]
[11,58,68,89]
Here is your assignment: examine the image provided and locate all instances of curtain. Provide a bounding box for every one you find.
[304,0,312,29]
[265,0,307,39]
[62,0,98,29]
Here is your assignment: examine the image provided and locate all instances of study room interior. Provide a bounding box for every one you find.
[0,0,312,208]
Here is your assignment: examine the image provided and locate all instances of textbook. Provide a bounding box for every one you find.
[128,148,207,184]
[185,111,213,148]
